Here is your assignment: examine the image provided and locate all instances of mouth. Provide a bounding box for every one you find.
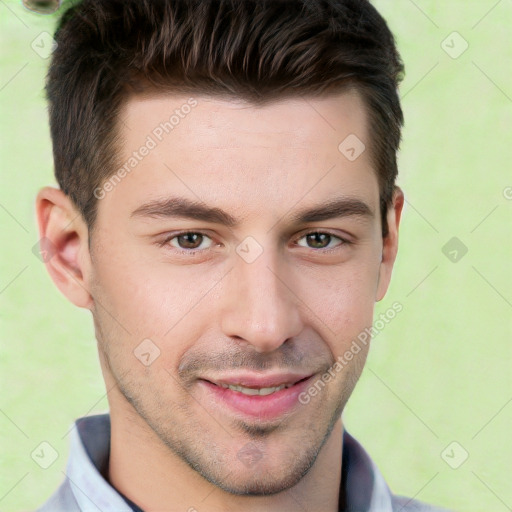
[216,382,296,396]
[197,373,315,420]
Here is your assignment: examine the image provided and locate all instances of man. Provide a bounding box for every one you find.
[34,0,450,510]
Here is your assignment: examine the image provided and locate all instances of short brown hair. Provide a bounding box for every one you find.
[47,0,404,236]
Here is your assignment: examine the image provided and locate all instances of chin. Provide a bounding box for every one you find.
[209,467,311,497]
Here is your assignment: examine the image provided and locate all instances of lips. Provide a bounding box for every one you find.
[205,372,312,389]
[197,372,315,420]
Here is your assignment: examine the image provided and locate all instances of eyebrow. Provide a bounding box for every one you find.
[130,195,374,227]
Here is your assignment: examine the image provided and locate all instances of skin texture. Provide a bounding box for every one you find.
[36,90,404,512]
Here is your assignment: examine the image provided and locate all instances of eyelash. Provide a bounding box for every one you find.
[158,230,351,255]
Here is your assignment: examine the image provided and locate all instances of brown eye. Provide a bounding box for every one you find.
[167,232,212,251]
[296,232,345,250]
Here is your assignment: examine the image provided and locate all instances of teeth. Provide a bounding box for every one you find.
[219,383,291,396]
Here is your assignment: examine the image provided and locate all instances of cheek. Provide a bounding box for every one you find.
[90,246,223,352]
[291,257,380,344]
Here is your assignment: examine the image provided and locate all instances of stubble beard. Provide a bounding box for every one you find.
[105,356,351,496]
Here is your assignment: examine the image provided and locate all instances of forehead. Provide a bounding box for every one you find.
[97,90,378,228]
[121,89,369,151]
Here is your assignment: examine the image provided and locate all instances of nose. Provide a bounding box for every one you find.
[220,246,303,353]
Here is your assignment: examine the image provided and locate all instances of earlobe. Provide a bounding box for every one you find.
[375,186,404,302]
[35,186,93,309]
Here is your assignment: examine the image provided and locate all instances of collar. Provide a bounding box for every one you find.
[65,413,394,512]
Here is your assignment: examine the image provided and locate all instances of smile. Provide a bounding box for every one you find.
[197,374,315,420]
[218,383,291,395]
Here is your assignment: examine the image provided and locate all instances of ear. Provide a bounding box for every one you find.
[35,186,93,309]
[375,186,404,302]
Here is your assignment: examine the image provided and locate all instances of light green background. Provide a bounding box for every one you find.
[1,1,511,511]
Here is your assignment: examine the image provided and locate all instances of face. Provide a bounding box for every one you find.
[85,90,399,495]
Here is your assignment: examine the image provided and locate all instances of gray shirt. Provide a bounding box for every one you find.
[35,413,450,512]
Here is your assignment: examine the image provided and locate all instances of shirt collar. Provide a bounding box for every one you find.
[66,414,131,512]
[341,429,393,511]
[65,413,393,512]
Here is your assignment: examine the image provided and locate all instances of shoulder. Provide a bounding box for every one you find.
[33,478,80,512]
[342,429,452,512]
[392,494,453,511]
